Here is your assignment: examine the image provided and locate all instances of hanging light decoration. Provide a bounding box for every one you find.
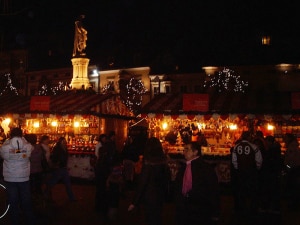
[39,81,70,95]
[0,73,19,96]
[119,77,147,113]
[203,67,248,92]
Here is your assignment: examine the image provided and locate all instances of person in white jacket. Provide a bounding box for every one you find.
[0,127,36,225]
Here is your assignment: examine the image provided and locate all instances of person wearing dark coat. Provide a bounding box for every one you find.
[259,135,282,213]
[122,136,139,189]
[174,142,220,225]
[231,131,263,221]
[45,137,76,201]
[24,133,44,195]
[128,137,170,225]
[95,131,120,223]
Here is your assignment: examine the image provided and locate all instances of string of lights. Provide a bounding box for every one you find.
[120,77,147,113]
[39,82,70,95]
[0,73,19,96]
[203,67,248,93]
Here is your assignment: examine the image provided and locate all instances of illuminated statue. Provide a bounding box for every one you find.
[73,15,87,57]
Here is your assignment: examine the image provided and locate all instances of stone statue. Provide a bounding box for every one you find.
[73,15,87,57]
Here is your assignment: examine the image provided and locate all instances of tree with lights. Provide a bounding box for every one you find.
[119,77,147,113]
[204,67,248,93]
[0,73,19,96]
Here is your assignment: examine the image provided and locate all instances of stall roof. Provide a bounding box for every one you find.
[140,91,298,116]
[0,92,112,114]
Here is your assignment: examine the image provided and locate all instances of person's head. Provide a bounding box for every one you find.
[143,137,166,162]
[255,131,264,139]
[265,135,275,144]
[265,135,275,148]
[24,133,37,145]
[40,135,50,145]
[108,131,116,140]
[10,127,22,138]
[98,134,106,143]
[183,142,201,161]
[57,137,67,147]
[241,131,251,141]
[284,133,298,147]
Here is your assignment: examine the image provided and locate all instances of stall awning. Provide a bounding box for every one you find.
[0,92,112,115]
[140,91,299,120]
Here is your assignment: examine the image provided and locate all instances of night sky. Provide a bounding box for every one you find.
[1,0,300,73]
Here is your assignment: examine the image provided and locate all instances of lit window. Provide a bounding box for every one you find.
[262,36,271,45]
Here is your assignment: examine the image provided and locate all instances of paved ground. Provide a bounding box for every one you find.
[0,181,299,225]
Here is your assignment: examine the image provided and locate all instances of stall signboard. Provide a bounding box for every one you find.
[292,92,300,110]
[30,96,50,111]
[183,93,209,112]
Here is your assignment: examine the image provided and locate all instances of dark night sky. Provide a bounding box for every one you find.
[1,0,300,73]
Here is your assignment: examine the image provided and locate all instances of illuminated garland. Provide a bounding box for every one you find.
[101,81,114,94]
[203,67,248,92]
[119,77,147,113]
[51,81,67,95]
[0,73,19,96]
[39,81,70,95]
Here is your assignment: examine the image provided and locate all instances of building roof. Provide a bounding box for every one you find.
[0,92,112,115]
[140,91,299,117]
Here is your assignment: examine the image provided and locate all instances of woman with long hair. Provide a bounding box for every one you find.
[128,137,170,225]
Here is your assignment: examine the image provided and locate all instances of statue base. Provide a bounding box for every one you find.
[71,57,90,90]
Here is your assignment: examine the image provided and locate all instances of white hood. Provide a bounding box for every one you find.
[10,137,25,150]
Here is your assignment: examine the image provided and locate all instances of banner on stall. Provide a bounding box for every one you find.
[183,93,209,112]
[30,96,50,111]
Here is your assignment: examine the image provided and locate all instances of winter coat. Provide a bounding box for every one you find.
[30,144,44,174]
[0,137,33,182]
[132,160,170,207]
[174,157,220,220]
[284,140,300,168]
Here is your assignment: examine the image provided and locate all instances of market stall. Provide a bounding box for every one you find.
[0,92,134,180]
[139,92,300,182]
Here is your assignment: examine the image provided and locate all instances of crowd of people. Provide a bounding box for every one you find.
[230,130,300,224]
[0,126,300,225]
[0,128,76,225]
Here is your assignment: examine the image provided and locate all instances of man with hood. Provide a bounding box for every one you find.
[0,127,36,225]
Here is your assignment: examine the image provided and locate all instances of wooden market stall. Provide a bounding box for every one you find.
[139,91,300,182]
[0,92,135,180]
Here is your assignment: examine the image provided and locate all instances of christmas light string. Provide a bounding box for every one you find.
[39,82,70,95]
[120,77,147,113]
[0,73,19,96]
[203,67,248,92]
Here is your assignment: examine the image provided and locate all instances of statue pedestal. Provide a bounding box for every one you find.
[71,57,90,89]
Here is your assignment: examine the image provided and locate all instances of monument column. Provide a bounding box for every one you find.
[70,15,91,90]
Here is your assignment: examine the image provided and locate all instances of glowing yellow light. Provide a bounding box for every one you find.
[33,122,39,128]
[197,122,206,130]
[74,121,80,128]
[202,66,218,75]
[51,121,58,127]
[267,124,274,130]
[262,36,271,45]
[229,124,237,130]
[3,118,11,124]
[162,122,168,130]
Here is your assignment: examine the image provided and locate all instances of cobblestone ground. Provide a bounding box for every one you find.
[0,181,299,225]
